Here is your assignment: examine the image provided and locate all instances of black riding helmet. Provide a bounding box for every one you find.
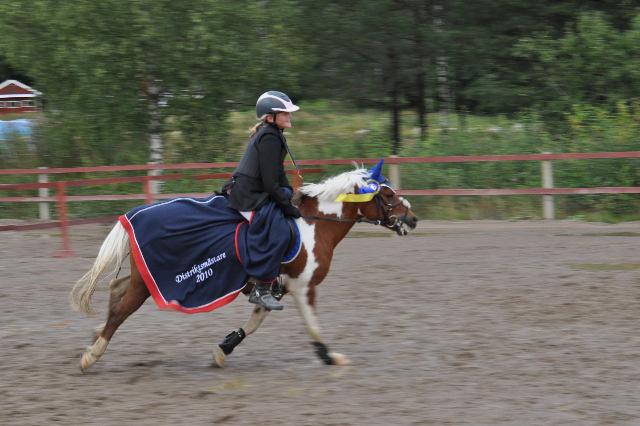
[256,91,300,119]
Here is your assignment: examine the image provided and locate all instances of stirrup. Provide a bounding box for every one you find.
[248,281,283,311]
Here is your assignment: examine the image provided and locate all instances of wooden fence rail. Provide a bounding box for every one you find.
[2,152,639,256]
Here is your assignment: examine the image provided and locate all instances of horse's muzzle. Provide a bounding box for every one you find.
[403,215,418,229]
[393,215,418,235]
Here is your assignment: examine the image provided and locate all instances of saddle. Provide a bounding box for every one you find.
[282,218,301,264]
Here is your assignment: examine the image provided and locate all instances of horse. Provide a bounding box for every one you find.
[70,164,418,371]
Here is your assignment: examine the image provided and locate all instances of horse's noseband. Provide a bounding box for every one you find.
[373,192,411,236]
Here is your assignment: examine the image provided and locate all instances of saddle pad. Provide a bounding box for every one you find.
[282,219,301,264]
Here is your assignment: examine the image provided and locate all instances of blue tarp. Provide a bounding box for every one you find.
[0,119,33,140]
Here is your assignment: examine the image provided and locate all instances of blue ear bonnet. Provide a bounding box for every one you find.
[358,180,380,195]
[358,158,389,194]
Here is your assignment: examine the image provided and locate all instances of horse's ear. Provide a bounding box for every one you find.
[369,158,384,181]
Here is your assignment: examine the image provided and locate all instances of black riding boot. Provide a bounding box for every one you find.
[248,279,283,311]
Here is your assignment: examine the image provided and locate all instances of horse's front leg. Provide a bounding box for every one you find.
[289,281,350,366]
[212,305,270,368]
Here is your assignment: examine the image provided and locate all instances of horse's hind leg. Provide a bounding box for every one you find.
[212,305,270,368]
[80,267,149,372]
[93,275,131,339]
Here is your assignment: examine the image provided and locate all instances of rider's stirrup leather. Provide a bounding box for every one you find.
[248,280,283,311]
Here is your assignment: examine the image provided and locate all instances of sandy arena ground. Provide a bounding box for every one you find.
[1,220,640,425]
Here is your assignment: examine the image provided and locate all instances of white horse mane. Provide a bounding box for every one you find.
[299,167,369,201]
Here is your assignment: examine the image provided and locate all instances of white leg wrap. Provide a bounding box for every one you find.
[81,337,109,371]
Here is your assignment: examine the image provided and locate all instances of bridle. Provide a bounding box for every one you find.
[373,189,411,235]
[302,188,411,236]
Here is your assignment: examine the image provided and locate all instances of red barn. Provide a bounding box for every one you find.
[0,80,42,114]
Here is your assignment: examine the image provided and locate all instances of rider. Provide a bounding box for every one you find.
[225,90,301,311]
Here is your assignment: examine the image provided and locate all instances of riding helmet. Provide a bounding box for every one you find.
[256,91,300,119]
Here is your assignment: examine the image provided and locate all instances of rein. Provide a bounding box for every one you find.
[302,215,381,226]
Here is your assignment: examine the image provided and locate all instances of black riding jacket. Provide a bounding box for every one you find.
[227,123,294,212]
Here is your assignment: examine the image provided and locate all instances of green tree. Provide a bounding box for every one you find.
[445,0,639,115]
[0,55,21,82]
[0,0,305,168]
[296,0,438,154]
[515,12,640,122]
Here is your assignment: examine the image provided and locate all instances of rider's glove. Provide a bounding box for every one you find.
[281,204,301,219]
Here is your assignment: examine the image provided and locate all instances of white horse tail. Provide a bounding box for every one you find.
[70,221,130,314]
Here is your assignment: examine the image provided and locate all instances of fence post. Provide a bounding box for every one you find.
[143,176,154,205]
[541,152,555,219]
[389,155,402,188]
[54,181,75,257]
[38,166,50,220]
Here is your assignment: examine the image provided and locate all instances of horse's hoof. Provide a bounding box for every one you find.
[80,352,95,372]
[329,352,350,366]
[212,346,225,368]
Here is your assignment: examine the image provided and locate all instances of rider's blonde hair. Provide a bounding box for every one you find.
[249,114,271,136]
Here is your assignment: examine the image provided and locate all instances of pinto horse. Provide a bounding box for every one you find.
[70,165,418,371]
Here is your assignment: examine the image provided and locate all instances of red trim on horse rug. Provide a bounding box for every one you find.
[234,222,245,264]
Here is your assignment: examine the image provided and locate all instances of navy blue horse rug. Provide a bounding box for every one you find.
[119,195,299,314]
